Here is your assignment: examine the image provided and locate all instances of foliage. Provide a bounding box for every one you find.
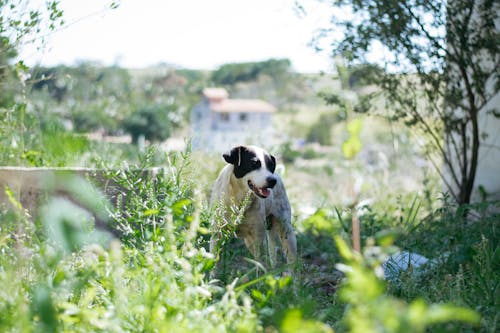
[0,0,64,84]
[71,106,118,134]
[0,34,18,108]
[29,64,133,134]
[335,61,384,90]
[278,141,302,164]
[0,0,64,165]
[306,112,339,145]
[104,148,196,248]
[320,0,499,205]
[389,196,500,332]
[342,118,363,160]
[346,63,384,89]
[2,142,499,331]
[211,58,291,85]
[31,64,132,103]
[0,149,260,332]
[335,236,480,333]
[123,103,178,144]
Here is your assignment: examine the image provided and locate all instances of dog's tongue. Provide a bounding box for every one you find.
[260,188,270,198]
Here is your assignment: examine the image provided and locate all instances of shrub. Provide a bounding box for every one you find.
[335,236,480,333]
[123,104,177,144]
[278,142,301,164]
[306,112,341,145]
[0,148,260,332]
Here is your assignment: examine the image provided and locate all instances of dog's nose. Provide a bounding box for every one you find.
[266,177,277,188]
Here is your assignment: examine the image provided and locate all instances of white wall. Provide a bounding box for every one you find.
[190,98,276,152]
[472,88,500,201]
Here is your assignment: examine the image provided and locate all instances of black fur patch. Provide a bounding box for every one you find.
[223,146,261,178]
[265,154,276,173]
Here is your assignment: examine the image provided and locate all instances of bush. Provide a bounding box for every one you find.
[123,104,177,144]
[334,236,480,333]
[0,149,260,332]
[306,112,341,145]
[278,142,301,164]
[211,58,290,85]
[71,106,118,134]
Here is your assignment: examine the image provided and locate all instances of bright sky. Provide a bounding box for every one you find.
[21,0,335,73]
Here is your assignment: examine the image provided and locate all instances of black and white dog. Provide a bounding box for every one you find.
[210,145,297,270]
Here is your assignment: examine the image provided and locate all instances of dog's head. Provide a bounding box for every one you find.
[223,145,277,199]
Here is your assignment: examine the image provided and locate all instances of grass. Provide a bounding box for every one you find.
[0,128,498,332]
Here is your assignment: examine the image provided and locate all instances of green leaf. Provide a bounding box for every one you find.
[281,309,333,333]
[346,118,362,135]
[143,208,159,216]
[342,118,363,159]
[31,285,57,333]
[342,136,362,160]
[15,60,29,73]
[172,198,191,216]
[425,303,480,325]
[4,186,23,211]
[334,235,355,262]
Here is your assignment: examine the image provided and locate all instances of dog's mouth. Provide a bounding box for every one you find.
[248,180,271,199]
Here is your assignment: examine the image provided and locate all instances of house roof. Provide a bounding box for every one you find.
[203,88,229,100]
[202,87,276,113]
[211,99,276,113]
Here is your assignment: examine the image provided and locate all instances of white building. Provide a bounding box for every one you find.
[190,88,277,152]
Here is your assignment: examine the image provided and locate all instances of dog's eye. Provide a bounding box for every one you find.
[252,159,261,168]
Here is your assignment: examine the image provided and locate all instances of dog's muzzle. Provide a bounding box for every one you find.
[248,177,276,199]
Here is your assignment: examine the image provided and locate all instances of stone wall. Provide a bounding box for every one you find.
[0,167,160,228]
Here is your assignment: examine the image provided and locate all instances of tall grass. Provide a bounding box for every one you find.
[0,147,497,332]
[0,148,259,332]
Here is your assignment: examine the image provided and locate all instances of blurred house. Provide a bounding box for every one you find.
[190,88,277,152]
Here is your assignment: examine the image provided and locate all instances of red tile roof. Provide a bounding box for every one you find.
[202,87,276,113]
[210,99,276,113]
[203,88,229,100]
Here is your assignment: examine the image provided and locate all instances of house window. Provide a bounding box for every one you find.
[239,113,248,122]
[220,113,230,122]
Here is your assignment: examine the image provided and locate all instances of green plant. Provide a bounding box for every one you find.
[0,149,262,332]
[278,141,301,164]
[123,103,178,144]
[211,58,291,85]
[0,0,65,165]
[391,197,500,331]
[335,235,480,333]
[306,112,340,145]
[103,148,194,246]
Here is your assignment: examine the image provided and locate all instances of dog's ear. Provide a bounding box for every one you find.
[223,146,243,166]
[269,154,276,173]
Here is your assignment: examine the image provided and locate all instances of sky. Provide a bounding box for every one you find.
[21,0,336,73]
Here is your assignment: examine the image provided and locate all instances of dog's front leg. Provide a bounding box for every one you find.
[243,231,264,261]
[266,227,278,268]
[270,216,297,267]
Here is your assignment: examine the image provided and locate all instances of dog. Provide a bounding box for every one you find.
[209,145,297,272]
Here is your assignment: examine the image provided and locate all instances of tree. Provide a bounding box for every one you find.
[334,61,384,90]
[0,0,65,164]
[0,35,18,108]
[123,104,178,144]
[211,58,291,85]
[318,0,499,205]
